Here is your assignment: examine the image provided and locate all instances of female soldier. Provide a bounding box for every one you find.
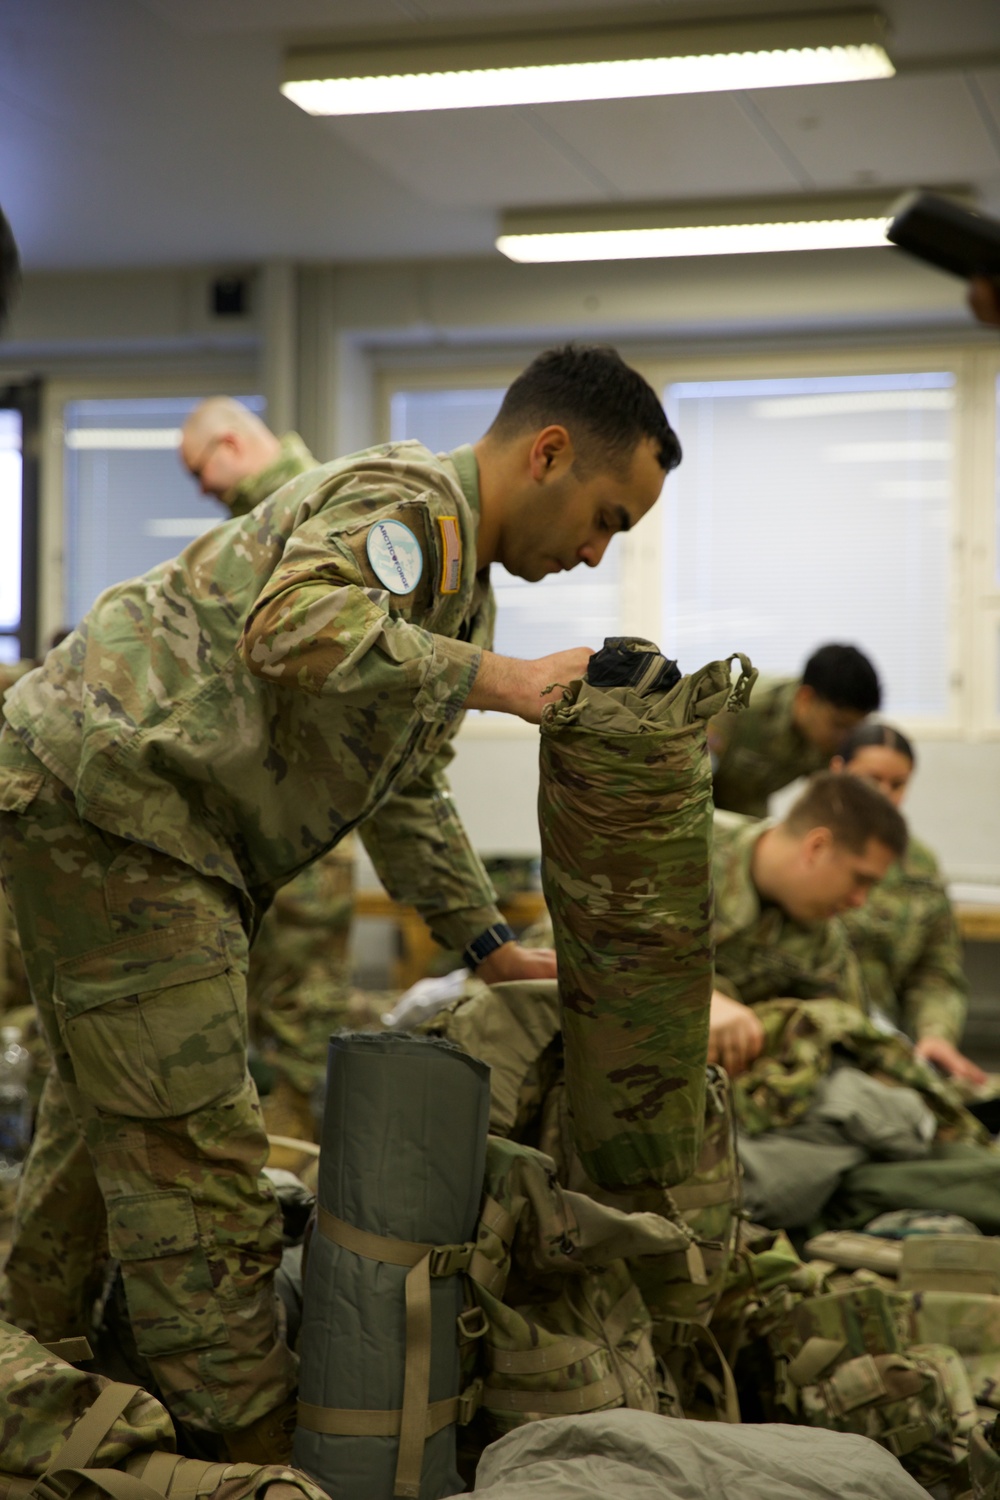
[831,722,986,1085]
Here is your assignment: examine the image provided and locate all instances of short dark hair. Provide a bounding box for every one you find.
[488,344,682,476]
[838,720,915,769]
[802,643,881,715]
[783,770,907,858]
[0,204,20,333]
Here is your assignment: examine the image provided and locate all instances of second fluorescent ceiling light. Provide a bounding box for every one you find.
[496,194,907,262]
[282,11,893,116]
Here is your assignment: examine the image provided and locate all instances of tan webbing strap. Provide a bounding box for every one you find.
[786,1336,849,1389]
[490,1336,601,1376]
[15,1381,144,1499]
[478,1196,517,1247]
[600,1283,644,1350]
[668,1180,736,1212]
[36,1471,166,1500]
[697,1325,742,1425]
[297,1393,462,1439]
[316,1206,477,1499]
[39,1338,94,1365]
[394,1251,433,1500]
[483,1371,625,1415]
[317,1207,474,1278]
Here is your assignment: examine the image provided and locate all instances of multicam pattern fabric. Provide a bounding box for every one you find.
[0,1319,330,1500]
[733,998,987,1145]
[712,813,868,1011]
[4,441,501,953]
[0,1318,173,1472]
[427,980,740,1409]
[217,432,360,1101]
[840,835,968,1046]
[224,432,319,519]
[538,646,756,1190]
[0,730,293,1435]
[709,676,828,817]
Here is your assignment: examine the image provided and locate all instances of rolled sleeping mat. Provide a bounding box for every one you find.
[293,1031,491,1500]
[538,638,756,1191]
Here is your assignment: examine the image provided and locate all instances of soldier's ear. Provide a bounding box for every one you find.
[801,825,834,863]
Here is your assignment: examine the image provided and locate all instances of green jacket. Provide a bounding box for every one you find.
[712,812,867,1011]
[710,676,827,817]
[840,835,967,1045]
[5,442,502,950]
[224,431,318,518]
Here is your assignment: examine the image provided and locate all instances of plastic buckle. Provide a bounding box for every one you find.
[457,1305,489,1341]
[429,1243,473,1277]
[31,1475,78,1500]
[457,1379,483,1425]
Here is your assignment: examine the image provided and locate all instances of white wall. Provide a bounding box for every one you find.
[7,247,1000,881]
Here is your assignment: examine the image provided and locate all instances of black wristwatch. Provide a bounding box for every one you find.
[463,922,516,970]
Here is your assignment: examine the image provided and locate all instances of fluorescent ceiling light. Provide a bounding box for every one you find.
[496,193,906,262]
[283,11,893,115]
[825,440,952,462]
[752,390,955,417]
[65,428,182,450]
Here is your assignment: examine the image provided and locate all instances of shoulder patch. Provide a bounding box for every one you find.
[365,519,424,595]
[436,515,462,595]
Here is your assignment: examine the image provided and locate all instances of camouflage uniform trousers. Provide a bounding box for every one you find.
[0,732,296,1437]
[247,839,355,1102]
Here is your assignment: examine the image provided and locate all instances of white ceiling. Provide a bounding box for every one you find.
[1,0,998,270]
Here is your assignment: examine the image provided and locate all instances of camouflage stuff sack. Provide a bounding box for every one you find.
[0,1320,327,1500]
[537,639,755,1190]
[465,1138,690,1437]
[763,1284,976,1487]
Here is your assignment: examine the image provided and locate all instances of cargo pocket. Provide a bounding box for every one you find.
[0,768,44,813]
[108,1188,228,1356]
[57,920,248,1118]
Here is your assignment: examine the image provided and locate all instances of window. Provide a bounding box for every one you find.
[662,372,955,720]
[63,394,264,626]
[0,409,22,663]
[390,386,624,658]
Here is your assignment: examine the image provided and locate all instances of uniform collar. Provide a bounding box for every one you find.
[448,445,482,526]
[713,816,771,943]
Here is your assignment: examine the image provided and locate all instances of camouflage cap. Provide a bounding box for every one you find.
[863,1209,982,1240]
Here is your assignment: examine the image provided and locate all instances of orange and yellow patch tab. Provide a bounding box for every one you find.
[436,515,462,595]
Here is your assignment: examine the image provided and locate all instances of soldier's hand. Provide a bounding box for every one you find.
[914,1034,988,1086]
[707,990,765,1078]
[475,941,557,984]
[969,276,1000,327]
[466,647,595,723]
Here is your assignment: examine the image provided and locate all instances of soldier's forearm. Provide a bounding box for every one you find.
[465,647,594,723]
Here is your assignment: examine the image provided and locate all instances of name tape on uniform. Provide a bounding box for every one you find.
[366,519,423,595]
[437,516,462,595]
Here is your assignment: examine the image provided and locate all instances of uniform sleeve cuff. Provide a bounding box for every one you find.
[414,637,482,724]
[431,903,506,954]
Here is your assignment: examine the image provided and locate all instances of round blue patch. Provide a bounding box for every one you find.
[366,519,424,595]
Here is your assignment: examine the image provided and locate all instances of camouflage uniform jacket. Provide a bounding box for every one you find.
[710,676,827,817]
[224,431,318,518]
[712,812,868,1011]
[840,834,967,1045]
[4,442,503,950]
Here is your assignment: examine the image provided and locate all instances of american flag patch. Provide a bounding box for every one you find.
[437,515,462,594]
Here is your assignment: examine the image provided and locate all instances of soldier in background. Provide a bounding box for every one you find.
[709,643,881,818]
[708,772,902,1076]
[831,721,986,1086]
[181,399,357,1142]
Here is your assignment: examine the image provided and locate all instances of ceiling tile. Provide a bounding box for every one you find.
[529,93,808,201]
[748,75,1000,191]
[329,109,608,207]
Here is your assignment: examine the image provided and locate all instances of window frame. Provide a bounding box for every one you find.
[378,338,998,742]
[40,372,263,647]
